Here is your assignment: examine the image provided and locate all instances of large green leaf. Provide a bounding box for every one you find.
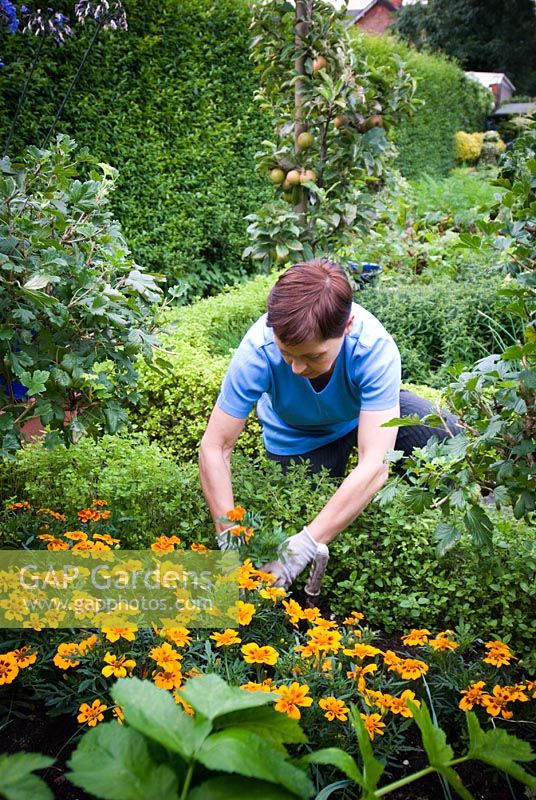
[188,775,301,800]
[463,505,494,550]
[66,722,179,800]
[179,674,276,721]
[112,677,212,759]
[407,701,453,767]
[299,747,363,787]
[466,712,536,790]
[0,752,54,800]
[214,705,307,747]
[349,707,384,792]
[197,728,314,798]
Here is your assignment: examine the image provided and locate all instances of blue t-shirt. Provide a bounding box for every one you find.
[217,302,401,455]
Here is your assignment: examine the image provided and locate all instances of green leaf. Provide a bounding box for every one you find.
[188,776,301,800]
[23,274,56,291]
[0,752,54,800]
[112,677,212,759]
[179,674,275,722]
[67,723,179,800]
[407,701,453,767]
[463,505,493,550]
[214,705,307,746]
[433,522,462,557]
[18,370,49,396]
[197,728,314,798]
[299,748,363,787]
[349,706,384,792]
[466,712,536,790]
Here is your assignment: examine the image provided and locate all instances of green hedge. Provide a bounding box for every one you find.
[1,435,533,662]
[356,33,491,178]
[0,0,271,296]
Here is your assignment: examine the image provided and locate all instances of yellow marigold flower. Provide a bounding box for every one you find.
[63,530,88,541]
[7,646,37,669]
[312,617,337,629]
[307,627,342,654]
[428,636,459,652]
[151,535,181,553]
[113,705,125,724]
[231,600,256,626]
[525,680,536,699]
[190,543,209,552]
[484,639,512,652]
[0,654,19,685]
[319,696,349,722]
[102,652,136,678]
[149,641,182,667]
[37,508,67,521]
[322,658,334,672]
[389,690,420,718]
[382,650,401,667]
[78,634,99,653]
[363,690,393,711]
[172,691,194,714]
[91,499,108,507]
[46,538,69,551]
[483,641,515,667]
[343,643,381,660]
[301,607,321,624]
[210,629,242,647]
[102,626,137,643]
[77,699,107,726]
[53,643,81,670]
[396,658,429,681]
[72,540,94,551]
[481,686,515,719]
[361,712,386,740]
[37,533,55,541]
[154,666,182,690]
[347,662,378,693]
[505,684,529,702]
[259,586,286,603]
[162,627,192,647]
[241,642,279,665]
[343,610,365,625]
[226,505,246,522]
[241,680,274,693]
[282,598,304,626]
[93,533,120,545]
[274,683,313,719]
[402,629,431,647]
[459,681,486,711]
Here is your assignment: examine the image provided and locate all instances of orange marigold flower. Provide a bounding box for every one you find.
[72,540,95,551]
[149,642,182,667]
[319,696,349,722]
[210,629,242,647]
[91,499,108,507]
[347,662,378,693]
[233,600,256,626]
[46,538,69,551]
[382,650,401,668]
[78,508,101,523]
[7,501,31,511]
[77,699,107,726]
[312,617,338,629]
[53,643,81,670]
[428,636,459,652]
[361,712,386,741]
[78,634,99,653]
[525,680,536,699]
[397,658,429,681]
[402,629,431,647]
[282,598,304,626]
[274,682,313,719]
[241,642,279,665]
[483,641,515,667]
[63,530,89,541]
[389,690,420,718]
[363,690,393,712]
[241,681,273,692]
[0,654,19,685]
[301,607,321,624]
[226,505,246,522]
[343,610,365,625]
[307,627,342,654]
[343,643,381,660]
[112,705,125,724]
[172,691,194,714]
[459,681,486,711]
[162,627,192,647]
[154,665,182,690]
[7,646,37,669]
[102,626,137,643]
[481,685,515,719]
[93,533,120,545]
[190,543,209,552]
[37,508,66,521]
[259,586,287,603]
[102,652,136,678]
[504,684,529,702]
[151,535,181,553]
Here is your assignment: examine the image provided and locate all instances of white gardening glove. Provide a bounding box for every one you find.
[216,526,241,550]
[263,526,320,589]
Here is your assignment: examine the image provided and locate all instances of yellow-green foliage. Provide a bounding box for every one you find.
[455,131,485,164]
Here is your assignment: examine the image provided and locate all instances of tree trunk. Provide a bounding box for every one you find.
[294,0,310,224]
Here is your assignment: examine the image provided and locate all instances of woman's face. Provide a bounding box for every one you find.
[274,315,354,379]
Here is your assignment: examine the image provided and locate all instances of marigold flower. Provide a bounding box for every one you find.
[363,690,393,712]
[231,600,256,626]
[53,642,81,670]
[389,690,420,718]
[312,617,337,629]
[112,705,125,724]
[102,626,137,643]
[63,530,89,541]
[505,684,529,702]
[428,636,459,652]
[301,607,321,624]
[0,654,19,685]
[162,627,192,647]
[91,499,108,507]
[282,598,304,626]
[343,643,381,660]
[210,629,242,647]
[307,627,342,654]
[93,532,120,545]
[274,682,313,719]
[241,642,279,665]
[190,543,209,552]
[102,652,136,678]
[77,699,107,726]
[78,508,101,523]
[38,508,66,521]
[7,501,31,511]
[7,646,37,669]
[483,641,515,667]
[481,685,515,719]
[402,629,431,647]
[526,680,536,699]
[343,610,365,625]
[226,505,246,522]
[46,538,69,551]
[384,650,429,680]
[78,634,99,653]
[149,642,182,667]
[151,535,181,553]
[172,691,194,714]
[347,662,378,692]
[241,681,273,692]
[319,696,349,721]
[259,586,286,603]
[459,681,486,711]
[154,665,182,690]
[361,712,386,740]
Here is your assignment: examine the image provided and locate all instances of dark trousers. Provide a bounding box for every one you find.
[266,389,462,478]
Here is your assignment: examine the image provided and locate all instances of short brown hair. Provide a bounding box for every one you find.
[266,259,353,344]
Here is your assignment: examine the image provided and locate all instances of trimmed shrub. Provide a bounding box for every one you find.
[0,0,272,295]
[356,33,491,178]
[454,131,484,164]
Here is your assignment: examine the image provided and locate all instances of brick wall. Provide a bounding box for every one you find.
[357,5,395,35]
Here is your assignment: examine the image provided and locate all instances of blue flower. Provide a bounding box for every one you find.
[0,0,20,33]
